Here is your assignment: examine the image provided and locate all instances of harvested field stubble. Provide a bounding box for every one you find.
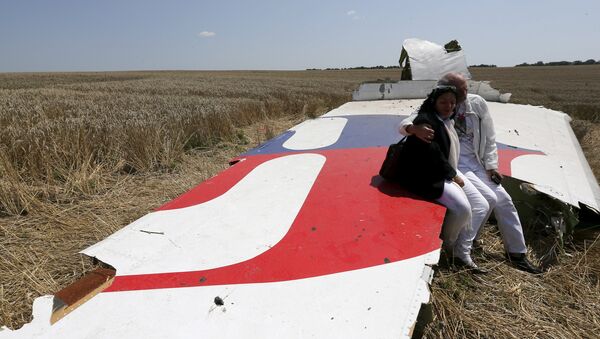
[0,71,383,216]
[1,67,599,337]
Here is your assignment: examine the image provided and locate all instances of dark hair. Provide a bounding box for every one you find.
[417,85,458,115]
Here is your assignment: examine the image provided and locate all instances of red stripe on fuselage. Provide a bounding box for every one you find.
[497,149,544,176]
[106,148,444,292]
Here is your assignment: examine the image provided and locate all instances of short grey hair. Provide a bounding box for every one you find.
[437,72,465,87]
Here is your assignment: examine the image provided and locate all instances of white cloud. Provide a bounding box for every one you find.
[346,10,359,20]
[198,31,216,38]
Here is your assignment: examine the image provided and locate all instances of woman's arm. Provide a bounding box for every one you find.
[413,115,457,180]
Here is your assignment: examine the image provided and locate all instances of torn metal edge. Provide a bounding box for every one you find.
[561,112,600,210]
[404,250,440,339]
[50,267,116,324]
[506,176,596,241]
[0,264,116,335]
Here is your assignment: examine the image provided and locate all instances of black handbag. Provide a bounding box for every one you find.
[379,136,407,182]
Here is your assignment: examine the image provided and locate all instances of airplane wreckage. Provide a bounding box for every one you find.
[2,38,599,339]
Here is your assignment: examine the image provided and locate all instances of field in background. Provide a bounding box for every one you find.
[1,66,599,337]
[0,70,385,217]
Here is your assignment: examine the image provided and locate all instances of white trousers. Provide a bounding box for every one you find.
[435,179,471,250]
[452,171,490,263]
[459,164,527,254]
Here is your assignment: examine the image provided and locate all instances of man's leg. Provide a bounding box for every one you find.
[459,165,541,273]
[470,166,527,254]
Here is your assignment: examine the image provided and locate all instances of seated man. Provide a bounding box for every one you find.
[399,72,543,274]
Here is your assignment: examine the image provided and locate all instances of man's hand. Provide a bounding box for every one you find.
[452,175,465,187]
[487,169,503,184]
[406,123,434,143]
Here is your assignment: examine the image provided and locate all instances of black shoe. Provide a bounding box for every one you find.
[452,257,488,275]
[472,239,484,255]
[506,253,544,274]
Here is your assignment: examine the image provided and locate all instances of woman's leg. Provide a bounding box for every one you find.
[435,180,471,251]
[453,171,490,264]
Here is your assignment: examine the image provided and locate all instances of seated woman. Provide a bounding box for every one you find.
[397,86,472,264]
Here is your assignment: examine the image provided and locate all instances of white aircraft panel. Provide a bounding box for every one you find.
[324,99,421,118]
[283,117,347,150]
[489,102,600,210]
[83,153,326,276]
[1,251,439,339]
[326,99,600,211]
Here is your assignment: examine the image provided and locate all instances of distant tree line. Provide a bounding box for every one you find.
[516,59,599,67]
[307,59,600,71]
[306,65,401,71]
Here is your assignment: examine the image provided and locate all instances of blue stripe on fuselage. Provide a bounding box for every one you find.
[241,115,407,156]
[239,114,543,157]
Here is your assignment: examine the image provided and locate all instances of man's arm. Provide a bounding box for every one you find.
[412,114,459,184]
[398,111,418,136]
[399,111,434,143]
[473,96,501,179]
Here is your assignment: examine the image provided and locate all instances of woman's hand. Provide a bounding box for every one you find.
[452,175,464,187]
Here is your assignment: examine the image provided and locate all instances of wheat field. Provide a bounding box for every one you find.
[1,66,599,338]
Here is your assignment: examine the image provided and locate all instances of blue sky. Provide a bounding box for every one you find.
[1,0,598,72]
